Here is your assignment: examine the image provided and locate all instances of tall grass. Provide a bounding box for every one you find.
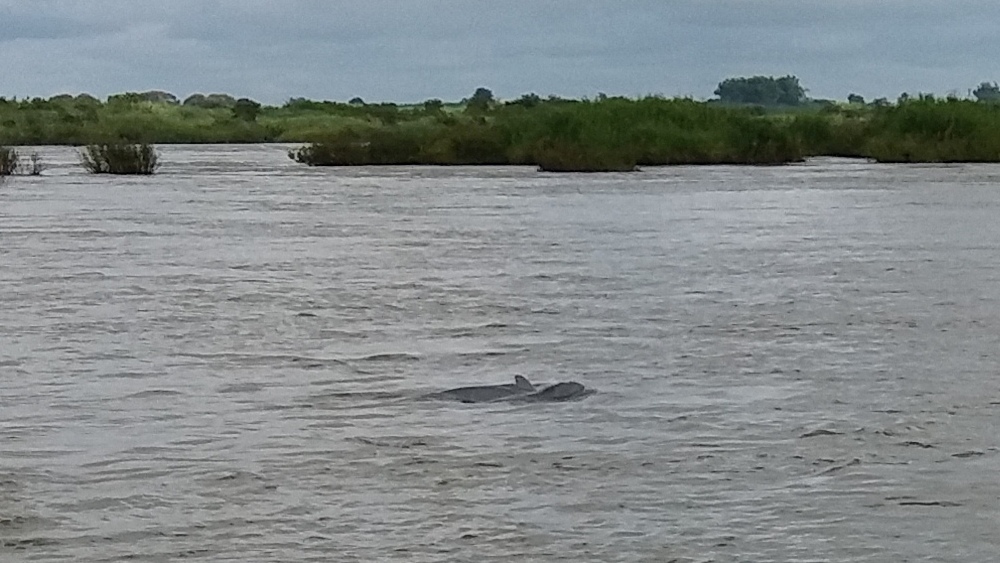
[80,143,160,174]
[290,120,511,166]
[860,98,1000,162]
[9,93,1000,165]
[532,140,637,172]
[292,97,808,168]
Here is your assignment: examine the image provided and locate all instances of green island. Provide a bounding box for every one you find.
[3,76,1000,172]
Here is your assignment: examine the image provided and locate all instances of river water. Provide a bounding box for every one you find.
[2,146,999,562]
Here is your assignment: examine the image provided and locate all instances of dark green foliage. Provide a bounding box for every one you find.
[465,87,495,113]
[533,140,637,172]
[788,113,869,158]
[506,93,542,108]
[290,121,509,166]
[10,87,1000,166]
[422,99,444,113]
[847,93,865,105]
[233,98,262,121]
[106,92,147,106]
[289,127,421,165]
[861,98,1000,162]
[0,146,17,175]
[291,97,808,167]
[724,118,804,164]
[107,91,178,106]
[137,91,179,104]
[715,76,806,106]
[183,93,237,108]
[80,143,160,174]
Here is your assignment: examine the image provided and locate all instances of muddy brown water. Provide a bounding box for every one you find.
[2,146,999,561]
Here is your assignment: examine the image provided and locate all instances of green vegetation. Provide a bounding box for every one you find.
[21,151,44,175]
[861,97,1000,162]
[5,80,1000,169]
[973,82,1000,102]
[0,146,43,175]
[714,75,806,106]
[290,96,806,168]
[79,143,160,174]
[0,146,18,175]
[533,140,638,172]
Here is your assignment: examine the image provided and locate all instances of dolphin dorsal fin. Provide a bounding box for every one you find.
[514,375,534,391]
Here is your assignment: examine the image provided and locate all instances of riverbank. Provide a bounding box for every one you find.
[3,95,999,166]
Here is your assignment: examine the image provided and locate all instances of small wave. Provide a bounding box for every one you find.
[309,390,404,401]
[347,436,430,449]
[175,352,353,368]
[349,352,421,362]
[125,389,185,400]
[456,350,516,358]
[218,382,265,394]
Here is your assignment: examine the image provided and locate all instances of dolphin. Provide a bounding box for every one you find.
[433,375,536,403]
[432,376,594,403]
[517,381,593,402]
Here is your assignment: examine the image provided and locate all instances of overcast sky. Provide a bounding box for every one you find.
[1,0,997,105]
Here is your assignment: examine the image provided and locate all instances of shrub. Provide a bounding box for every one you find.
[0,146,18,175]
[533,140,638,172]
[290,126,428,165]
[861,98,1000,162]
[20,151,45,175]
[80,143,160,174]
[289,129,376,166]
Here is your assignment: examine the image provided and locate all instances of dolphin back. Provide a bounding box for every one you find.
[430,377,592,404]
[434,376,536,403]
[530,382,591,401]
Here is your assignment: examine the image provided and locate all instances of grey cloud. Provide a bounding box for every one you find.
[1,0,998,104]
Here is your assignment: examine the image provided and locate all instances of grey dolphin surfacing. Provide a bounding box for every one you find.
[432,376,593,403]
[518,381,593,402]
[434,375,535,403]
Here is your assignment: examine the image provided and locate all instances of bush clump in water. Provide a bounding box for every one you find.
[80,143,160,174]
[21,152,45,175]
[0,146,18,175]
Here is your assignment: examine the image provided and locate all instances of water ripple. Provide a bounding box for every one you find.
[1,149,999,561]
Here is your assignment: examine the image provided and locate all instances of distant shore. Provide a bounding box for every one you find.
[3,93,1000,168]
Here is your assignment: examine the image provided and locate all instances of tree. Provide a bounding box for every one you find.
[348,97,365,105]
[466,87,495,112]
[973,82,1000,102]
[106,91,178,105]
[233,98,262,121]
[74,93,101,106]
[714,75,805,106]
[138,90,179,104]
[506,92,541,108]
[422,98,444,113]
[847,93,865,105]
[775,76,806,105]
[107,92,147,106]
[183,93,237,108]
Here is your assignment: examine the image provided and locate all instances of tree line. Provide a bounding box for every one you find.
[6,81,1000,168]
